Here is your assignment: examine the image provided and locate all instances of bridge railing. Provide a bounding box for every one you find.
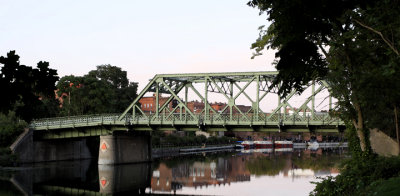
[30,114,123,129]
[128,113,342,126]
[30,112,343,130]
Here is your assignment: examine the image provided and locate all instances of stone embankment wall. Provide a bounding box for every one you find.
[369,129,399,156]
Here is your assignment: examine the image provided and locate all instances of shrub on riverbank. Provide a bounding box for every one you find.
[0,112,27,148]
[0,148,17,167]
[365,176,400,196]
[0,112,27,166]
[311,154,400,196]
[310,126,400,196]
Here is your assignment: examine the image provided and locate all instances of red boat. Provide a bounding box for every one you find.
[241,141,254,148]
[274,141,293,148]
[254,140,273,148]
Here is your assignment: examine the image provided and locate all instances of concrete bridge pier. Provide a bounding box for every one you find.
[98,133,152,165]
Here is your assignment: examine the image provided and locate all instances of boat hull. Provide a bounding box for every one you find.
[254,141,273,148]
[241,141,254,149]
[274,141,293,148]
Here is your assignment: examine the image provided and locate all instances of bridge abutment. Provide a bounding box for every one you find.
[11,129,94,163]
[98,133,152,165]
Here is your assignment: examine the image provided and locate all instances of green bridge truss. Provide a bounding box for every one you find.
[30,71,345,139]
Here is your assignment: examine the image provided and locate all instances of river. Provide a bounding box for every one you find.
[0,147,347,195]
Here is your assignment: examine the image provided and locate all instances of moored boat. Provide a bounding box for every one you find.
[253,148,273,153]
[241,141,254,148]
[274,148,293,152]
[274,140,293,148]
[234,144,244,149]
[254,140,273,148]
[307,141,319,150]
[307,141,319,148]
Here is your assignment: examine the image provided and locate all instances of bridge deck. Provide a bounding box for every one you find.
[30,113,343,131]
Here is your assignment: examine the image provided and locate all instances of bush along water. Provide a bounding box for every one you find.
[310,125,400,196]
[0,112,27,167]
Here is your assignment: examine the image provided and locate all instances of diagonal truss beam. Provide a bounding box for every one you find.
[160,79,197,119]
[119,76,158,120]
[188,84,223,120]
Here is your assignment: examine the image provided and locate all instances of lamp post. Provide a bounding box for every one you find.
[68,82,74,118]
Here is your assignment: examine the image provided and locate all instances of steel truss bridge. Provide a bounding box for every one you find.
[30,72,345,139]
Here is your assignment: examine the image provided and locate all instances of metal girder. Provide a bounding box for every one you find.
[119,71,280,121]
[30,71,344,138]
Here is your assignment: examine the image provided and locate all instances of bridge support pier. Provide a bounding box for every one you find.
[98,133,151,165]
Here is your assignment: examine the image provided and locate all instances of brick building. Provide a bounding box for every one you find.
[138,94,252,114]
[139,94,178,113]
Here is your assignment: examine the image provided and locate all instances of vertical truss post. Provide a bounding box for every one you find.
[179,105,183,121]
[230,81,233,121]
[312,81,315,120]
[255,75,260,121]
[155,82,159,117]
[329,95,332,111]
[278,94,281,123]
[278,92,281,114]
[204,77,208,121]
[230,81,233,97]
[185,85,188,122]
[283,101,286,121]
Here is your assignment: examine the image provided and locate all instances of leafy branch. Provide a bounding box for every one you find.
[354,19,399,56]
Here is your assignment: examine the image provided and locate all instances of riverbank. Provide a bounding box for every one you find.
[152,142,348,158]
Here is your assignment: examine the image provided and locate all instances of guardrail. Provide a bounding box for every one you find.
[30,113,344,130]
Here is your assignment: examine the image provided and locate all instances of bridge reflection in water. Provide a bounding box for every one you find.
[8,160,151,195]
[4,147,346,195]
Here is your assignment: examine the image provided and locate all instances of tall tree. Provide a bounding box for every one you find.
[57,75,85,116]
[57,65,138,115]
[248,0,400,151]
[88,64,129,88]
[0,51,59,121]
[87,65,138,112]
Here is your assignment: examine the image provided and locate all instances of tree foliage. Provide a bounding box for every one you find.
[57,65,138,116]
[248,0,400,150]
[0,111,27,148]
[0,51,59,121]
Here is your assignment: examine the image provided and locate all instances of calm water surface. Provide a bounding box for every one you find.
[0,147,347,195]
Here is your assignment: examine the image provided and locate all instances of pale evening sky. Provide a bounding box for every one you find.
[0,0,276,92]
